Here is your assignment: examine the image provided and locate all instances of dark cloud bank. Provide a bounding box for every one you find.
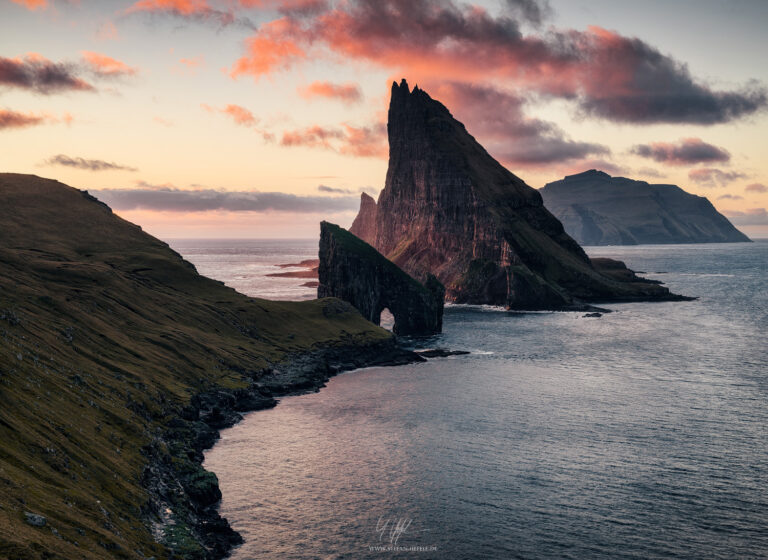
[91,186,361,213]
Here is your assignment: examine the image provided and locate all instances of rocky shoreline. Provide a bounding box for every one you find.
[141,337,424,559]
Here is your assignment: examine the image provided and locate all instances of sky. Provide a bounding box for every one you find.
[1,0,767,238]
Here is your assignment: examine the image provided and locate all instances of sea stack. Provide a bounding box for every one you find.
[318,221,444,336]
[349,79,685,309]
[539,170,751,245]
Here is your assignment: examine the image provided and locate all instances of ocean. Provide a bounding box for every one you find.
[170,239,768,559]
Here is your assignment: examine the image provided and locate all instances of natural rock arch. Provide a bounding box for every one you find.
[318,222,444,336]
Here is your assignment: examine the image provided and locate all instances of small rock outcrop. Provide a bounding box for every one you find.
[539,170,751,245]
[318,221,444,336]
[348,192,378,245]
[350,79,686,309]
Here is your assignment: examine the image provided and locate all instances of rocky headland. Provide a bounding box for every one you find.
[349,80,688,310]
[318,221,444,336]
[539,170,751,245]
[0,173,422,560]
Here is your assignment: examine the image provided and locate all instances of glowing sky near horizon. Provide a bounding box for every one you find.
[2,0,767,238]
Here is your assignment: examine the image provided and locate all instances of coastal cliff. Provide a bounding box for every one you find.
[318,221,444,336]
[539,170,751,245]
[350,79,685,309]
[0,173,418,560]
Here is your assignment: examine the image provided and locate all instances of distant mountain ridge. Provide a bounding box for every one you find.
[539,170,750,245]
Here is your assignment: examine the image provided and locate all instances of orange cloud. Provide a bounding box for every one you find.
[10,0,47,10]
[299,81,362,103]
[230,17,306,79]
[202,103,274,140]
[127,0,210,15]
[81,51,138,77]
[280,123,385,157]
[222,104,258,126]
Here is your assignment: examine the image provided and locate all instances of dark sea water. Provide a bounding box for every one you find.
[174,239,768,560]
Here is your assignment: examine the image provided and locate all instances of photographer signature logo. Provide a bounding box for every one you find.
[376,515,413,546]
[368,514,437,553]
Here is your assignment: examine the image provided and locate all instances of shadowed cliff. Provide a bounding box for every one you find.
[350,80,686,309]
[540,170,751,245]
[0,173,400,560]
[318,221,444,336]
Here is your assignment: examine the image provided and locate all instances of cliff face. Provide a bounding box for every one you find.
[348,192,378,244]
[540,170,751,245]
[352,80,683,309]
[318,221,444,336]
[0,173,401,560]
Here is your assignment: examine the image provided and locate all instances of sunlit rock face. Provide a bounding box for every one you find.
[348,192,378,245]
[350,79,682,309]
[540,170,751,245]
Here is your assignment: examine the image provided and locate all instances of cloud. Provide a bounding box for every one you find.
[228,0,766,125]
[631,137,730,166]
[745,183,767,193]
[125,0,252,27]
[44,154,138,172]
[10,0,47,10]
[0,108,47,129]
[637,167,666,179]
[0,53,95,94]
[238,0,329,16]
[317,184,370,195]
[298,81,362,103]
[717,194,743,200]
[429,82,608,166]
[81,51,138,78]
[280,122,386,157]
[502,0,552,27]
[91,185,361,213]
[221,104,258,126]
[201,103,274,140]
[688,168,747,188]
[721,208,768,226]
[317,184,353,194]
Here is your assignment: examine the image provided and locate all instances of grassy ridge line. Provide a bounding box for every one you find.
[0,174,394,559]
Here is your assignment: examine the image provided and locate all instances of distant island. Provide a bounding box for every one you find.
[539,170,750,245]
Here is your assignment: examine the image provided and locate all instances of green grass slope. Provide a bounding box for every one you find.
[0,173,392,559]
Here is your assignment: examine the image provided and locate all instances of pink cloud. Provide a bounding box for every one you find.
[229,1,766,125]
[10,0,47,10]
[298,81,362,103]
[81,51,138,77]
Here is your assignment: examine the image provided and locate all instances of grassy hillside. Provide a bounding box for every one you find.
[0,174,392,559]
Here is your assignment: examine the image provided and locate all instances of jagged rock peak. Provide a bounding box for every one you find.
[348,192,378,245]
[351,80,689,309]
